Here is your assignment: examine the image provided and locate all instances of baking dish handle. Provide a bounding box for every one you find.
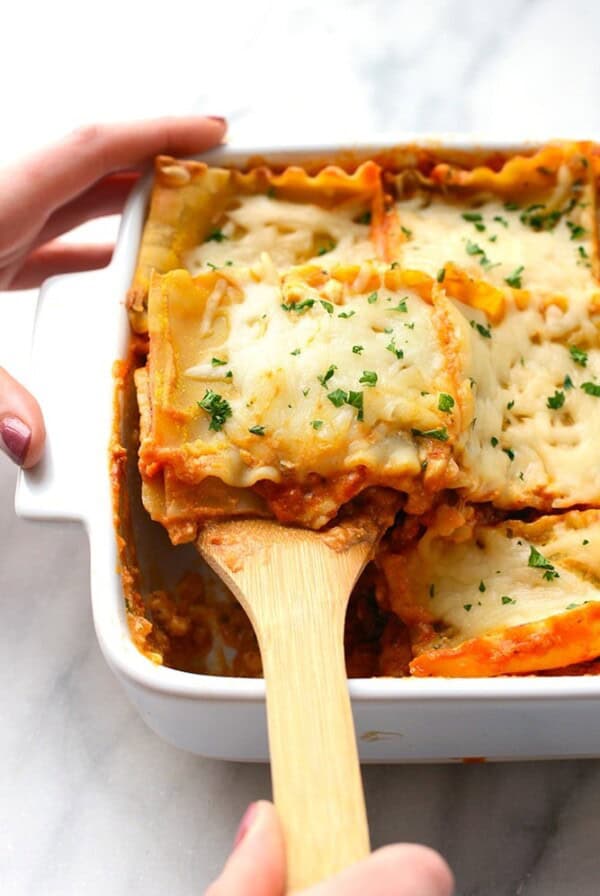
[15,268,113,523]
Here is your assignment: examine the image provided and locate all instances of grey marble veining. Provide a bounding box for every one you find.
[3,0,600,893]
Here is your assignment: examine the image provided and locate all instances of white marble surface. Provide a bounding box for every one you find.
[3,0,600,892]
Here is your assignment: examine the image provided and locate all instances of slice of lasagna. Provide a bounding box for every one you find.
[121,142,600,676]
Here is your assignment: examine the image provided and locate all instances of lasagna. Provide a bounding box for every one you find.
[116,142,600,678]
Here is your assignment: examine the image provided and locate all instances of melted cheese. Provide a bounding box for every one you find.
[184,195,374,272]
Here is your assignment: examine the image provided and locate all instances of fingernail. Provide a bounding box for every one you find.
[0,415,31,466]
[206,116,226,125]
[233,802,259,850]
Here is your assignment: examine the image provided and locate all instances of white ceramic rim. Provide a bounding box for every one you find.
[18,134,600,705]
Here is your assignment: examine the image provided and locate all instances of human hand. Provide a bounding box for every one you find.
[207,801,454,896]
[0,115,226,467]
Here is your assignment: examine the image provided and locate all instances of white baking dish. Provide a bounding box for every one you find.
[15,138,600,762]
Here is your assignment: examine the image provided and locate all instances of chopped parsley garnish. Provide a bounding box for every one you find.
[367,291,378,304]
[438,393,455,412]
[248,425,266,436]
[489,234,497,242]
[317,241,336,256]
[320,299,334,314]
[479,581,486,593]
[470,320,492,339]
[528,545,559,580]
[583,539,590,546]
[290,348,301,356]
[356,210,372,225]
[494,215,509,227]
[318,364,337,387]
[338,310,355,318]
[302,387,310,397]
[564,374,575,389]
[198,390,232,432]
[225,371,232,378]
[505,266,524,289]
[466,240,484,256]
[352,345,364,354]
[281,298,316,314]
[390,261,400,269]
[566,602,582,611]
[490,436,499,447]
[346,390,364,420]
[567,221,586,240]
[464,604,473,612]
[581,381,600,397]
[503,447,515,461]
[411,427,449,442]
[391,298,408,312]
[205,229,227,243]
[206,261,219,270]
[267,186,276,198]
[401,226,412,238]
[386,339,404,360]
[310,420,323,430]
[359,370,378,387]
[578,245,589,259]
[507,400,515,410]
[547,390,565,409]
[504,202,520,211]
[462,211,483,223]
[437,267,446,283]
[327,388,347,407]
[569,345,588,367]
[501,596,516,605]
[211,357,227,367]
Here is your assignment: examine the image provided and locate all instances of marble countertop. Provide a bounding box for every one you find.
[3,0,600,892]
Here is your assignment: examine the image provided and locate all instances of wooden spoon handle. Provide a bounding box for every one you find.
[256,590,370,892]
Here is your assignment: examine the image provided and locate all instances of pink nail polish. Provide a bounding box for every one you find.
[233,802,259,849]
[0,416,31,466]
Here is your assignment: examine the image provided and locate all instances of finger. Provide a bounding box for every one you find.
[8,241,114,290]
[33,171,139,248]
[0,116,227,247]
[206,801,285,896]
[0,367,45,468]
[306,844,454,896]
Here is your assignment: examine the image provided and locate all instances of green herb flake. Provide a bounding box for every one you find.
[437,267,446,283]
[504,202,520,211]
[400,227,412,239]
[583,539,590,546]
[281,298,316,314]
[205,229,227,243]
[367,291,378,304]
[566,221,586,240]
[248,425,266,436]
[318,364,337,387]
[582,381,600,397]
[507,400,515,410]
[391,298,408,312]
[356,210,372,225]
[266,186,277,199]
[464,604,473,612]
[564,374,574,389]
[438,393,455,413]
[352,345,364,355]
[503,447,515,461]
[338,310,355,319]
[466,240,484,256]
[569,346,588,367]
[211,357,227,367]
[528,545,558,576]
[505,265,524,289]
[411,427,449,442]
[494,215,509,227]
[290,348,301,356]
[198,390,232,432]
[386,340,404,360]
[501,596,516,605]
[490,436,499,447]
[327,388,347,408]
[479,581,486,593]
[317,242,336,257]
[320,299,334,314]
[310,420,323,431]
[346,390,365,420]
[471,320,492,339]
[547,389,565,409]
[462,212,483,223]
[206,261,219,271]
[359,370,378,387]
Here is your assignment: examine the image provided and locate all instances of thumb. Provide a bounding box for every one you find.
[0,367,45,468]
[206,801,286,896]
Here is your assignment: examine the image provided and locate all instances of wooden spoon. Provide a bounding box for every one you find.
[196,493,399,891]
